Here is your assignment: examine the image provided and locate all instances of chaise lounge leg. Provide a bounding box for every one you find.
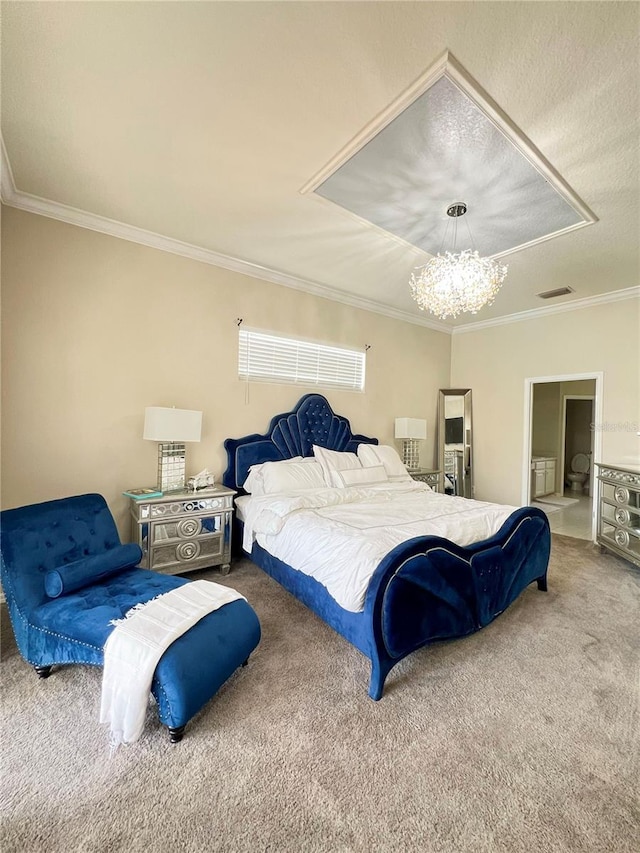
[34,665,52,679]
[537,576,548,592]
[168,726,185,744]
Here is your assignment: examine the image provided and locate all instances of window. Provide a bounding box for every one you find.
[238,328,365,392]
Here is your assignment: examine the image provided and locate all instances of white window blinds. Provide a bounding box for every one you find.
[238,328,365,392]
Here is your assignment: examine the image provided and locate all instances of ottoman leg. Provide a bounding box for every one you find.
[154,599,261,741]
[35,665,53,679]
[168,725,185,744]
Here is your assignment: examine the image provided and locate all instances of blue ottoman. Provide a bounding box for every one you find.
[1,494,261,743]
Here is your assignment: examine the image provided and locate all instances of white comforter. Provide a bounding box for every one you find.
[239,482,518,612]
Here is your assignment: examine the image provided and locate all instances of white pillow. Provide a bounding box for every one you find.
[259,460,326,495]
[357,444,411,482]
[312,445,361,487]
[335,465,388,488]
[242,457,303,494]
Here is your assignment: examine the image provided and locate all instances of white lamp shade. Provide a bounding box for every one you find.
[394,418,427,440]
[143,407,202,443]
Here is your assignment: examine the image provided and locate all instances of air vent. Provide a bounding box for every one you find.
[537,286,575,300]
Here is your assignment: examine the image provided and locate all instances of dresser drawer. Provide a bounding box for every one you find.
[599,520,640,561]
[138,494,233,520]
[600,481,640,510]
[601,500,640,528]
[150,534,225,572]
[150,514,222,544]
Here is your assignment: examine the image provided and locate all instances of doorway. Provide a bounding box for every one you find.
[561,396,595,498]
[522,372,603,541]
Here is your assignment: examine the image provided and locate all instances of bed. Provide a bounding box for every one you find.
[223,393,550,700]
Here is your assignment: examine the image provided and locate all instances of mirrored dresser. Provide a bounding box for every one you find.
[128,486,235,576]
[596,463,640,568]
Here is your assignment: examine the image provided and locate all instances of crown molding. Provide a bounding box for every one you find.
[452,286,640,334]
[300,50,451,195]
[3,139,632,339]
[0,141,451,334]
[0,135,17,203]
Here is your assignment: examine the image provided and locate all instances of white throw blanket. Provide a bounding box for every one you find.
[100,580,245,748]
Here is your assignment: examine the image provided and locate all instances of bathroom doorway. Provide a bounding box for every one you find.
[561,396,595,498]
[522,372,603,541]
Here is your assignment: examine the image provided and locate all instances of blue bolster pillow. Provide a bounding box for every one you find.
[45,543,143,598]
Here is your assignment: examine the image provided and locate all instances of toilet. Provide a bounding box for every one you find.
[567,452,590,492]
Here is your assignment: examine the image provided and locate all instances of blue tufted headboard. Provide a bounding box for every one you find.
[223,394,378,491]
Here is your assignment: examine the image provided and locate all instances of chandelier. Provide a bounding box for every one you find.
[409,202,508,320]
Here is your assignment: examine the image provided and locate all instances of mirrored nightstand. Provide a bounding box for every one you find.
[128,486,235,576]
[409,469,441,492]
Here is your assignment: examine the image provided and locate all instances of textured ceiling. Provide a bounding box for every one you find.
[1,2,639,328]
[315,74,588,258]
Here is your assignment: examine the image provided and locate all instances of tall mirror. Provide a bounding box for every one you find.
[438,389,473,498]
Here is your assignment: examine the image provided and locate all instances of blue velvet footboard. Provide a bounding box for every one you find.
[241,506,550,699]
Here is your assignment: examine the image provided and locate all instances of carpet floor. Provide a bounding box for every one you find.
[1,535,638,853]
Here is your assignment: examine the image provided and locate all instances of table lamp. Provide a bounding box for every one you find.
[394,418,427,471]
[143,406,203,493]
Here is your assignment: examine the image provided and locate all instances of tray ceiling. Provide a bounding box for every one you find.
[313,70,590,258]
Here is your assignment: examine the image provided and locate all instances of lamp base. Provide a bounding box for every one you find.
[402,439,420,471]
[157,443,187,493]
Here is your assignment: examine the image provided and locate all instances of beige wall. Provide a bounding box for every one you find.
[4,206,638,532]
[532,383,561,458]
[451,301,640,506]
[1,207,451,535]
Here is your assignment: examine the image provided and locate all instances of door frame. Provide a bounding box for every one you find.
[522,371,603,541]
[561,395,596,497]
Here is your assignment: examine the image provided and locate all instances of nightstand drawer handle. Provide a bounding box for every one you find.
[178,518,201,538]
[176,541,201,561]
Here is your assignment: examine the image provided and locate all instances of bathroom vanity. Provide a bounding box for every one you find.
[531,456,557,498]
[596,463,640,568]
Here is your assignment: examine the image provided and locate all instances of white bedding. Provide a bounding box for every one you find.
[237,482,518,613]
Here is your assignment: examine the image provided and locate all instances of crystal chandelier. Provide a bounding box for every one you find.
[409,202,508,320]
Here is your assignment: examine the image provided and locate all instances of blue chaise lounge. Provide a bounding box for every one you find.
[0,493,261,742]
